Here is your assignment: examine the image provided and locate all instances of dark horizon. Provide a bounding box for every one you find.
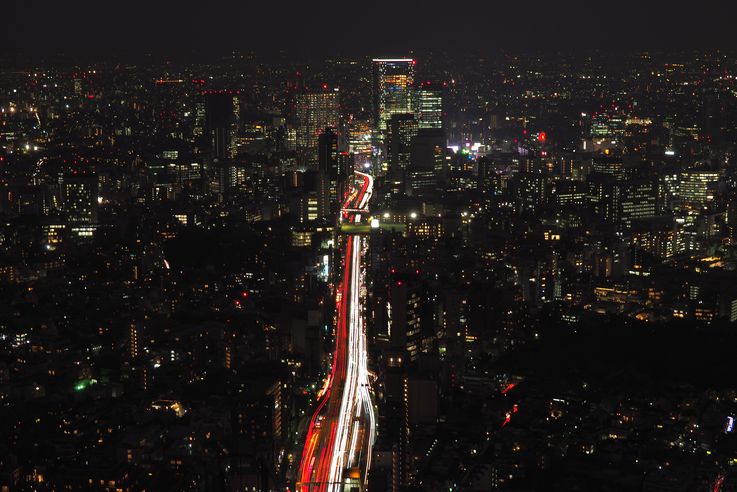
[4,0,737,59]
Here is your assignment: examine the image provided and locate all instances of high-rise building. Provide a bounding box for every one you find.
[386,113,419,177]
[129,322,140,360]
[414,82,443,129]
[61,172,98,238]
[317,128,339,218]
[677,170,721,208]
[193,100,206,140]
[388,278,422,362]
[295,88,340,169]
[407,128,446,195]
[152,79,186,139]
[372,58,416,130]
[205,91,239,159]
[347,117,373,165]
[588,175,664,228]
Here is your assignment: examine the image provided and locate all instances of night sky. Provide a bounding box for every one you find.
[2,0,736,58]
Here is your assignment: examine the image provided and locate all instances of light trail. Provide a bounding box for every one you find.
[297,172,376,492]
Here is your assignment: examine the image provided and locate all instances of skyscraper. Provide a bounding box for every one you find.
[347,117,373,166]
[407,128,446,195]
[205,90,239,159]
[414,82,443,129]
[386,113,419,177]
[317,128,339,218]
[295,87,340,169]
[388,277,422,362]
[372,58,416,131]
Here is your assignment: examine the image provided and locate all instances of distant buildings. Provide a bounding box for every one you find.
[295,87,339,169]
[204,90,239,159]
[317,127,339,218]
[2,50,737,492]
[414,82,443,130]
[372,58,416,130]
[61,172,98,238]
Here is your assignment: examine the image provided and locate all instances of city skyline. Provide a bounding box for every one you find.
[3,8,737,491]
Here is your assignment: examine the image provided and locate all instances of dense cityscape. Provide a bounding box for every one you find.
[3,41,737,492]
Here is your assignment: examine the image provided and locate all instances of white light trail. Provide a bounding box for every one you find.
[298,172,376,491]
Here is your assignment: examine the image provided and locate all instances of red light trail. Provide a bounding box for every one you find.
[297,172,376,491]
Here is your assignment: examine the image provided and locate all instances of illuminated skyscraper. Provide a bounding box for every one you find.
[372,58,416,131]
[414,82,443,129]
[347,117,373,165]
[295,87,340,169]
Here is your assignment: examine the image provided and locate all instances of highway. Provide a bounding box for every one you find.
[297,171,377,492]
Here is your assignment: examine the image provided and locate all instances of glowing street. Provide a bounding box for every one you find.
[297,171,377,492]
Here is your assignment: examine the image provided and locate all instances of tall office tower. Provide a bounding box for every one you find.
[372,58,416,131]
[152,79,186,139]
[205,91,239,159]
[61,172,98,238]
[388,277,422,362]
[294,87,340,169]
[317,128,339,218]
[414,82,443,129]
[347,117,373,165]
[407,128,446,196]
[386,113,419,177]
[193,99,206,140]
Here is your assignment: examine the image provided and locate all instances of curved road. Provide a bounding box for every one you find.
[297,171,377,492]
